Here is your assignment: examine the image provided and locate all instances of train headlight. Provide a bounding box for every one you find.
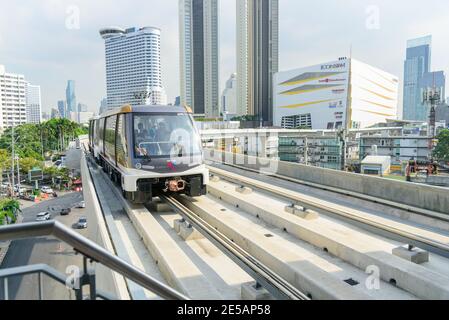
[135,163,142,170]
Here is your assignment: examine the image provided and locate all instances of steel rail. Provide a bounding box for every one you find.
[0,221,188,300]
[161,194,310,301]
[208,166,449,260]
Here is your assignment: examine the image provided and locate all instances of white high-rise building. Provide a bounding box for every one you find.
[26,83,42,124]
[0,65,27,131]
[273,58,399,130]
[221,73,238,116]
[179,0,220,118]
[236,0,279,122]
[99,26,167,108]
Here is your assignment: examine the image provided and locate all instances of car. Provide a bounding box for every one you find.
[77,217,87,229]
[41,186,54,194]
[1,183,10,189]
[60,208,71,216]
[13,186,27,193]
[76,201,85,208]
[36,212,51,221]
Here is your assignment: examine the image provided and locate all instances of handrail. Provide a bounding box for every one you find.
[0,221,188,300]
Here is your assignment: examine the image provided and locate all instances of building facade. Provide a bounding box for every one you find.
[99,98,108,115]
[0,65,27,131]
[66,80,77,114]
[221,73,237,116]
[436,103,449,129]
[179,0,220,117]
[278,135,343,170]
[403,35,446,121]
[26,83,42,124]
[100,26,167,108]
[273,58,399,130]
[58,100,66,119]
[236,0,279,122]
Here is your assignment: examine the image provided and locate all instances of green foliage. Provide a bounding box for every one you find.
[433,129,449,162]
[230,115,260,122]
[0,198,20,225]
[19,158,43,175]
[0,119,87,162]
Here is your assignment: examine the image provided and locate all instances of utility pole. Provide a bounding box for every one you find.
[338,129,346,171]
[16,155,20,196]
[11,125,15,198]
[304,137,309,166]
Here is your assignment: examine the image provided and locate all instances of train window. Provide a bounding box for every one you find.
[133,113,201,159]
[105,116,117,162]
[116,114,128,167]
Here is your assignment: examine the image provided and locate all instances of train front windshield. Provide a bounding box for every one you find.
[134,113,202,159]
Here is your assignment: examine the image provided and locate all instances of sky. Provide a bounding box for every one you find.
[1,0,449,117]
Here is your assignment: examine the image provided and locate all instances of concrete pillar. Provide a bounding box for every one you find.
[178,221,204,241]
[284,205,319,220]
[235,186,253,195]
[148,200,171,213]
[392,245,429,264]
[241,282,273,300]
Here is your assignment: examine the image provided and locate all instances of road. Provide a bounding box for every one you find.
[0,192,87,300]
[0,143,87,300]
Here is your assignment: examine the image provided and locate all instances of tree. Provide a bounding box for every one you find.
[0,119,88,161]
[0,198,21,225]
[19,157,43,175]
[433,129,449,162]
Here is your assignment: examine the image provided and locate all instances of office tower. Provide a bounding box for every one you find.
[99,26,167,108]
[50,108,59,119]
[66,80,77,113]
[58,100,66,119]
[236,0,279,123]
[221,73,238,115]
[0,65,27,131]
[99,97,108,114]
[174,96,181,106]
[26,83,42,124]
[179,0,220,117]
[403,35,446,121]
[78,103,88,112]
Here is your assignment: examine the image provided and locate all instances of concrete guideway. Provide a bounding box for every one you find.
[177,195,404,300]
[89,156,253,300]
[209,163,449,234]
[209,166,449,258]
[205,150,449,215]
[205,173,449,300]
[82,156,130,300]
[83,155,167,300]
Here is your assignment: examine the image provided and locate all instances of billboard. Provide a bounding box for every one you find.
[273,58,399,130]
[273,59,350,129]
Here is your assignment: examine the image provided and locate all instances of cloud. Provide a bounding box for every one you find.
[0,0,448,115]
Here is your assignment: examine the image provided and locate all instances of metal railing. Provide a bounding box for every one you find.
[0,220,188,300]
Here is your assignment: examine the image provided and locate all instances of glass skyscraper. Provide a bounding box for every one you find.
[403,35,446,121]
[236,0,279,123]
[66,80,77,114]
[179,0,220,117]
[57,100,66,118]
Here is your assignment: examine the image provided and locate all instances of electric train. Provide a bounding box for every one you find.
[88,105,209,204]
